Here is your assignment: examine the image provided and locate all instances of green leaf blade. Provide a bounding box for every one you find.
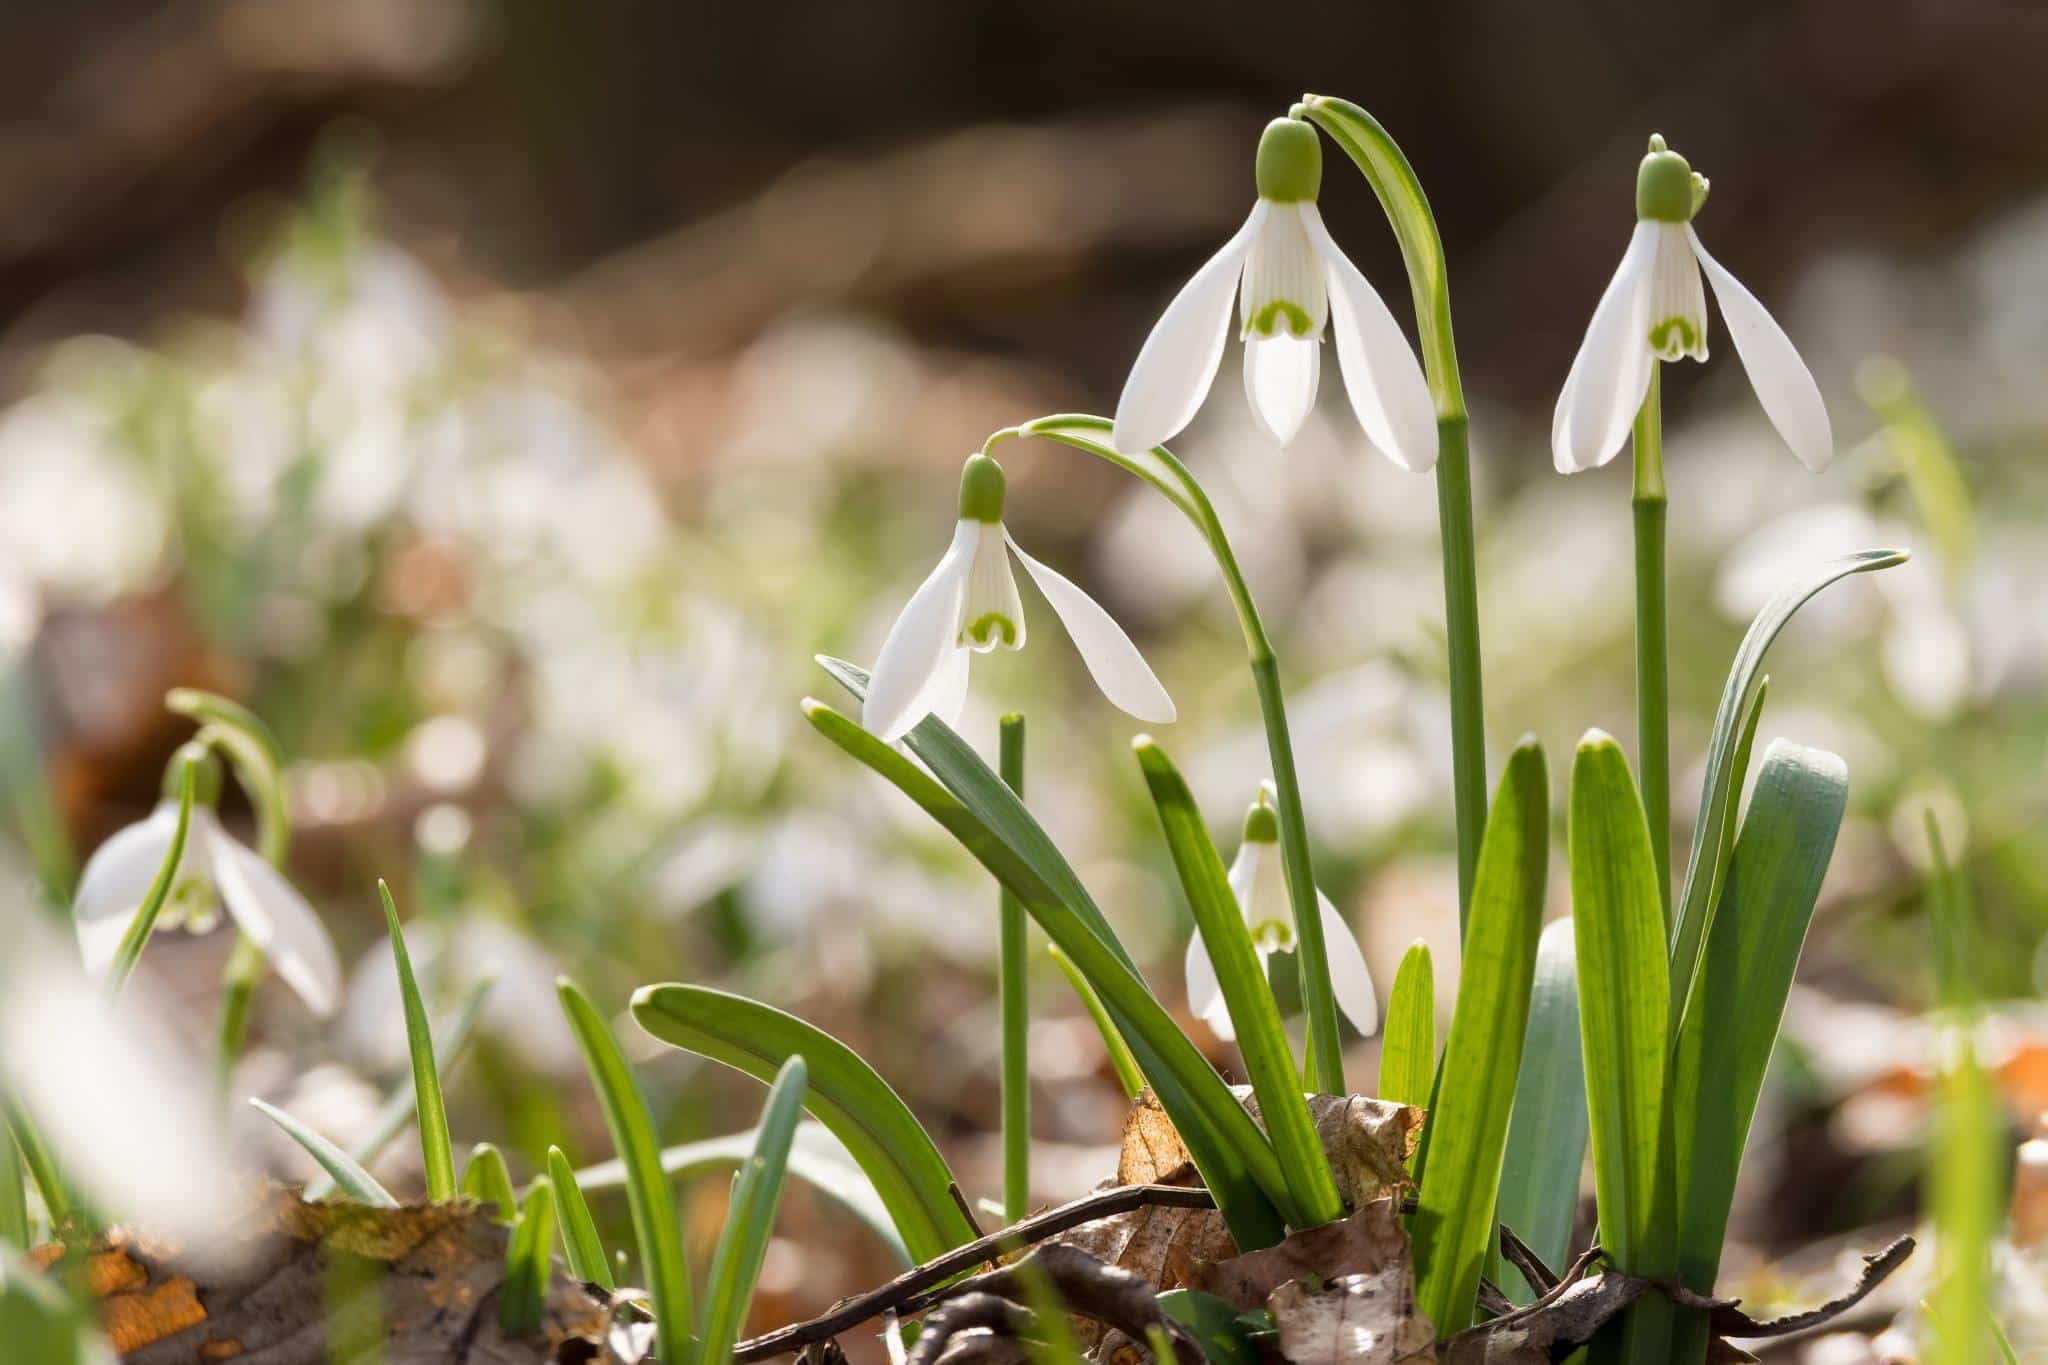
[104,756,197,996]
[462,1142,518,1224]
[630,985,974,1263]
[1377,941,1435,1111]
[1048,944,1144,1101]
[1412,740,1549,1334]
[500,1175,556,1338]
[698,1057,808,1365]
[1492,918,1588,1303]
[250,1098,397,1208]
[380,881,457,1204]
[548,1145,614,1291]
[560,977,694,1365]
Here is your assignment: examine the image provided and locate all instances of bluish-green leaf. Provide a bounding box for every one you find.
[1413,739,1548,1333]
[559,976,693,1365]
[1492,918,1587,1303]
[1133,737,1340,1231]
[577,1121,906,1266]
[1668,741,1846,1361]
[631,985,974,1262]
[699,1057,807,1365]
[804,680,1287,1248]
[1377,941,1435,1112]
[501,1175,556,1338]
[548,1145,614,1291]
[380,881,456,1204]
[462,1142,518,1224]
[1669,550,1905,1021]
[250,1098,397,1208]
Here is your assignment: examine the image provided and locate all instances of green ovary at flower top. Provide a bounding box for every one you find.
[68,742,340,1018]
[861,452,1174,743]
[1553,134,1834,475]
[1183,782,1377,1043]
[1113,116,1437,466]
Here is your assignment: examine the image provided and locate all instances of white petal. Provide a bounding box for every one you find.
[927,641,971,730]
[1688,226,1834,471]
[960,522,1025,652]
[1006,533,1175,724]
[1299,204,1439,472]
[72,804,186,976]
[1316,891,1379,1037]
[1184,930,1233,1041]
[1225,840,1261,920]
[1112,203,1267,454]
[206,820,342,1017]
[1242,333,1321,447]
[864,521,976,742]
[1552,221,1658,473]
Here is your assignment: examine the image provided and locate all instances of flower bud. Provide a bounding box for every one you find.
[1636,134,1698,224]
[1241,793,1281,844]
[163,741,224,807]
[956,454,1007,524]
[1255,117,1322,204]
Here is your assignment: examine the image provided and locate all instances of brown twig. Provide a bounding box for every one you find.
[732,1183,1216,1361]
[1495,1221,1561,1295]
[1711,1234,1916,1340]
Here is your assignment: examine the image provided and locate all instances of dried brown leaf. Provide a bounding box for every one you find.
[1187,1200,1409,1313]
[1267,1263,1435,1365]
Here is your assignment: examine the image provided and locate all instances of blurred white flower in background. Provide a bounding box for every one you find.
[0,394,168,607]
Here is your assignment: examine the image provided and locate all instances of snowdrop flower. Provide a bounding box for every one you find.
[1113,117,1437,468]
[863,454,1174,742]
[1184,785,1377,1041]
[71,747,340,1016]
[1553,135,1833,474]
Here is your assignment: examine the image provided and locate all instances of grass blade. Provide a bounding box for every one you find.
[1492,918,1587,1303]
[250,1098,397,1207]
[104,752,197,996]
[549,1145,614,1291]
[559,976,693,1365]
[578,1121,907,1266]
[698,1056,807,1365]
[463,1142,518,1224]
[1048,945,1144,1101]
[1413,739,1549,1334]
[500,1175,556,1337]
[306,973,494,1202]
[1569,732,1673,1361]
[630,985,974,1262]
[804,684,1287,1247]
[1133,737,1341,1230]
[1669,550,1905,1020]
[1668,740,1846,1361]
[1378,941,1435,1111]
[0,1120,25,1246]
[379,881,457,1204]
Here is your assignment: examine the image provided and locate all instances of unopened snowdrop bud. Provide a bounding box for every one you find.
[1255,117,1323,204]
[1553,133,1832,474]
[164,740,224,806]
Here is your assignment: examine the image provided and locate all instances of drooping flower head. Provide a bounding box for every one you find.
[862,453,1174,743]
[1113,118,1437,469]
[1553,134,1833,474]
[72,743,340,1016]
[1184,782,1378,1041]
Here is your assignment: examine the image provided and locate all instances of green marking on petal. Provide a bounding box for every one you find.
[1246,299,1314,338]
[1649,316,1703,360]
[961,614,1019,649]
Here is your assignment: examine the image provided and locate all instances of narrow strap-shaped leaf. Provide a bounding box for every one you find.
[632,985,975,1262]
[549,1145,614,1291]
[2,1105,66,1228]
[698,1057,808,1365]
[0,1119,26,1246]
[306,973,494,1202]
[1669,550,1905,1018]
[803,687,1287,1248]
[1413,740,1549,1334]
[577,1121,908,1266]
[1133,737,1340,1230]
[500,1175,556,1338]
[1569,733,1669,1274]
[105,756,197,996]
[559,977,694,1365]
[1047,944,1144,1101]
[250,1098,398,1208]
[1668,741,1846,1362]
[463,1142,518,1224]
[1492,919,1587,1303]
[1377,941,1435,1110]
[380,881,457,1203]
[997,715,1031,1224]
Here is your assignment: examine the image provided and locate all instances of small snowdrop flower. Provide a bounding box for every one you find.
[1553,135,1833,474]
[1113,117,1437,468]
[864,454,1175,743]
[1184,785,1378,1041]
[72,746,340,1016]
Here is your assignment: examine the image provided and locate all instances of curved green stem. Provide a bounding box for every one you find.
[1633,365,1671,919]
[1006,414,1344,1093]
[1298,94,1489,926]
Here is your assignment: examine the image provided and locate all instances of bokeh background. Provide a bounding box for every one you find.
[2,0,2045,1349]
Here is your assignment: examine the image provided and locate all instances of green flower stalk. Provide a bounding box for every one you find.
[1294,93,1489,926]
